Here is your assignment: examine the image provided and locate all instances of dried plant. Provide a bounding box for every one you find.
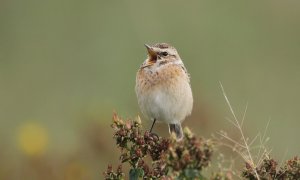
[103,113,219,179]
[216,83,271,180]
[242,156,300,180]
[104,113,300,180]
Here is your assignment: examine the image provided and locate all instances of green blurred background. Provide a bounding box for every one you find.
[1,0,300,179]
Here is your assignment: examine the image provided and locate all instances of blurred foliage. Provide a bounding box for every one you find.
[1,0,300,179]
[242,156,300,180]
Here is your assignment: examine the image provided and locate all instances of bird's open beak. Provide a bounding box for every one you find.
[144,44,157,64]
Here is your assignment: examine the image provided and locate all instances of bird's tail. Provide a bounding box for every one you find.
[168,123,183,140]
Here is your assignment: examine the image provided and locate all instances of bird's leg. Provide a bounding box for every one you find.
[149,118,156,133]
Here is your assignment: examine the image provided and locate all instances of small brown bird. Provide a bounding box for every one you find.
[135,43,193,140]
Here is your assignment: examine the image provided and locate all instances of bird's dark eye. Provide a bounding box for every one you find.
[161,51,168,56]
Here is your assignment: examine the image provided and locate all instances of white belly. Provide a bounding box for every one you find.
[137,80,193,124]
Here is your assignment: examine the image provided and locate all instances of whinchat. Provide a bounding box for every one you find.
[135,43,193,140]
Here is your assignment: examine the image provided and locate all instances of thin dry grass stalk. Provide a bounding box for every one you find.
[217,82,272,180]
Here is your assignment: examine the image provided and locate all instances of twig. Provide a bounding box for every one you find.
[219,82,261,180]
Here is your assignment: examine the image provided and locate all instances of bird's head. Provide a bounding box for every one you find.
[143,43,181,68]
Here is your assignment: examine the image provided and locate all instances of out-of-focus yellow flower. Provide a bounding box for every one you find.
[17,122,48,156]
